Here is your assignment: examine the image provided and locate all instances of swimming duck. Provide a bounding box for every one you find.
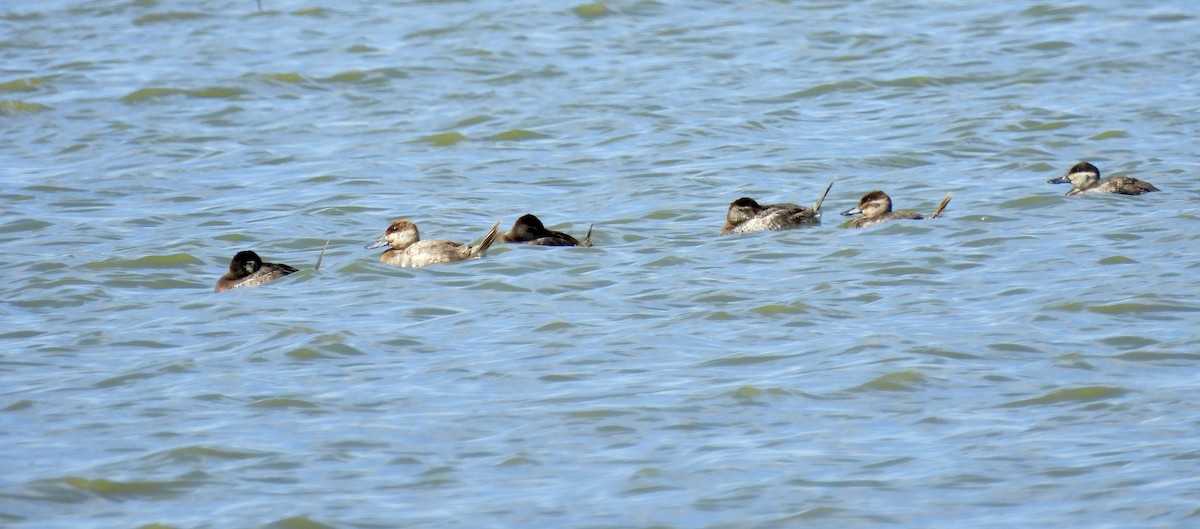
[841,190,952,229]
[500,214,592,247]
[367,219,500,268]
[215,250,298,292]
[720,178,835,235]
[1047,161,1159,196]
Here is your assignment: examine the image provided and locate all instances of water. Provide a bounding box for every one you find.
[3,1,1200,527]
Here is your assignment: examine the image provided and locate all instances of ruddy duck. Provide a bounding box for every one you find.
[215,250,298,292]
[720,178,835,235]
[500,214,592,247]
[367,219,500,268]
[1047,161,1159,196]
[841,190,952,229]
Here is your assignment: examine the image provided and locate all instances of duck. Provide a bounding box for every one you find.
[841,190,953,229]
[720,178,835,235]
[500,214,592,247]
[367,219,500,267]
[1047,161,1159,196]
[215,250,299,292]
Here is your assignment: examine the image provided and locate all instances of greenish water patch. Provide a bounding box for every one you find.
[1003,120,1071,132]
[94,372,154,388]
[1028,40,1073,51]
[0,100,51,114]
[158,446,266,462]
[262,72,308,84]
[496,455,539,467]
[913,347,979,360]
[1021,5,1093,17]
[3,400,34,412]
[772,506,846,522]
[1090,130,1129,140]
[249,398,318,409]
[133,12,209,25]
[565,409,634,419]
[0,77,48,92]
[317,68,408,84]
[853,371,928,392]
[1041,466,1091,477]
[1115,352,1200,362]
[292,8,331,17]
[536,321,574,332]
[0,329,43,340]
[417,132,469,146]
[63,477,191,498]
[1099,335,1158,348]
[872,266,937,276]
[731,386,789,401]
[644,256,690,267]
[453,115,494,128]
[700,354,788,367]
[987,343,1042,353]
[121,87,246,103]
[696,294,749,304]
[0,218,51,233]
[1148,13,1193,22]
[409,307,462,317]
[1,11,43,21]
[483,129,552,141]
[83,254,204,269]
[572,3,612,18]
[113,340,176,349]
[263,516,334,529]
[1089,302,1200,314]
[286,348,337,360]
[214,233,253,242]
[752,303,808,316]
[1001,386,1128,408]
[783,80,871,99]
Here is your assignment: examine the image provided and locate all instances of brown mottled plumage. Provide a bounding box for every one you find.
[215,250,298,292]
[1047,161,1159,196]
[720,178,835,235]
[842,190,953,229]
[367,219,500,268]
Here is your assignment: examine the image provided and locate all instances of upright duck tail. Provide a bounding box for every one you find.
[580,224,594,247]
[812,178,836,213]
[472,221,501,258]
[314,240,329,270]
[931,193,953,219]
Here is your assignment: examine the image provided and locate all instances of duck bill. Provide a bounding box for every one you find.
[1046,176,1070,185]
[840,206,861,216]
[365,237,388,250]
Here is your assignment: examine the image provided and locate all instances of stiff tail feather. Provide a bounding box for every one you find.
[314,240,329,270]
[580,224,594,247]
[931,193,953,219]
[473,221,501,257]
[812,178,836,212]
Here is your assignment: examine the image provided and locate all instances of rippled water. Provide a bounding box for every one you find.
[4,1,1200,527]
